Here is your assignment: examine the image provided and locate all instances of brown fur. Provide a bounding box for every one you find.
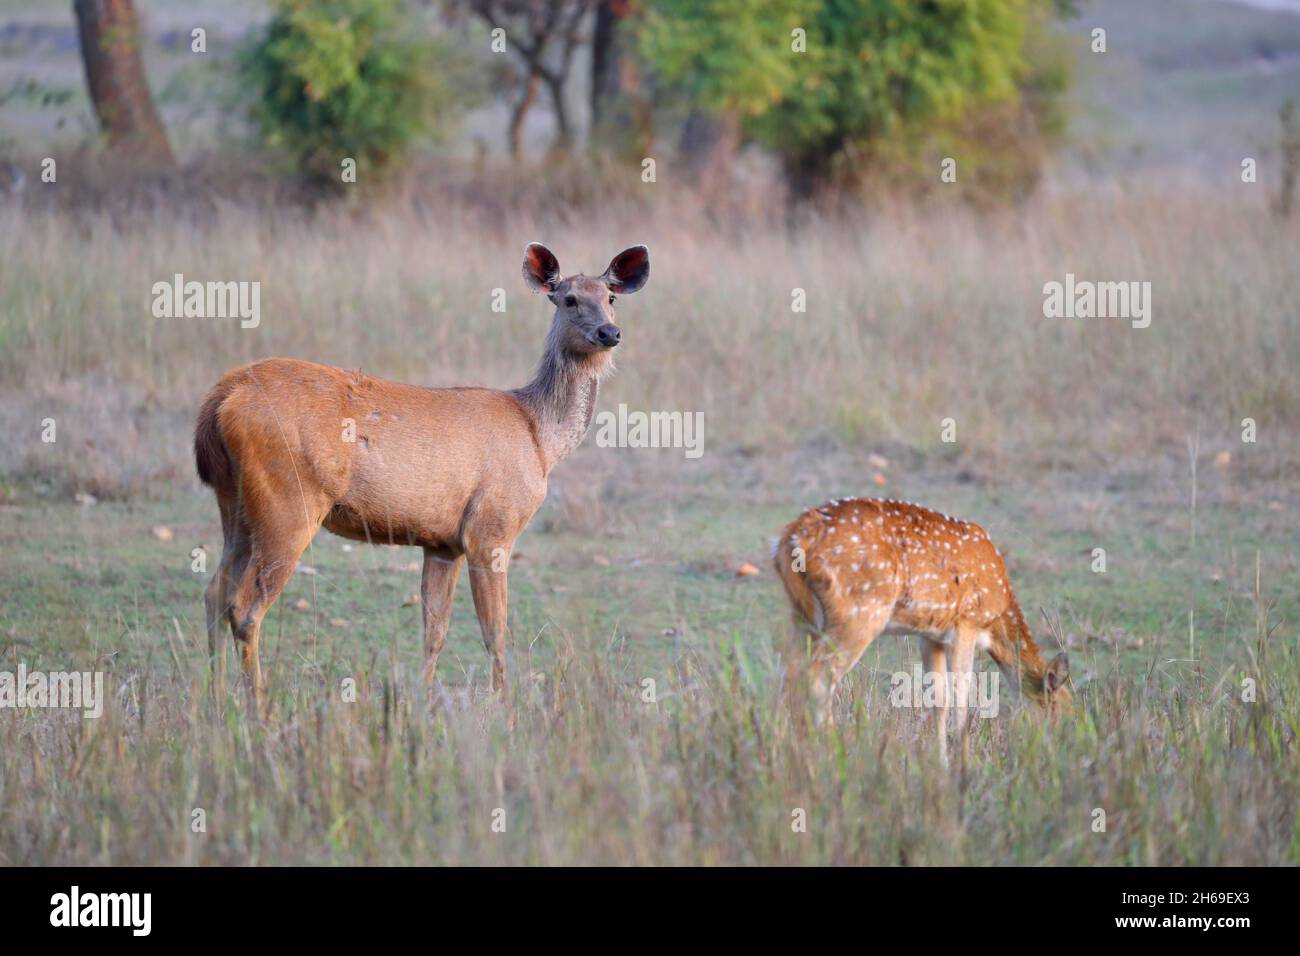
[197,244,649,704]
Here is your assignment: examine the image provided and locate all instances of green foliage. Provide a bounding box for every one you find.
[239,0,461,182]
[855,6,1074,206]
[637,0,1070,197]
[768,1,1028,146]
[635,0,816,119]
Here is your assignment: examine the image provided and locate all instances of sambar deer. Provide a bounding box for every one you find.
[774,498,1070,755]
[195,243,649,703]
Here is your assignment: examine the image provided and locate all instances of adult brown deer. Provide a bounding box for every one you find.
[196,243,649,703]
[774,498,1070,756]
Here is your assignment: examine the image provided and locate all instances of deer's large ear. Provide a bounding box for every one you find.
[1045,652,1070,693]
[602,245,650,294]
[522,243,562,294]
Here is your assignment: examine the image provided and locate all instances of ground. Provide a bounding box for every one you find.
[2,449,1295,865]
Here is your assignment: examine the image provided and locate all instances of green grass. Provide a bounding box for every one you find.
[4,452,1295,679]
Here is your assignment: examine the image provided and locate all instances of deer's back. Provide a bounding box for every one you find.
[781,497,1016,635]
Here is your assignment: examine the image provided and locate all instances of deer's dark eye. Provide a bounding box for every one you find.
[608,295,616,305]
[564,294,577,307]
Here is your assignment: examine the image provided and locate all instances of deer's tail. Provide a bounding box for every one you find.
[194,378,236,491]
[773,521,826,634]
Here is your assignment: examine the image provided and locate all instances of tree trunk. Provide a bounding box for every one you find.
[544,71,572,155]
[508,73,539,161]
[1277,98,1298,220]
[590,0,621,132]
[74,0,174,167]
[590,0,651,158]
[679,109,741,192]
[783,139,842,203]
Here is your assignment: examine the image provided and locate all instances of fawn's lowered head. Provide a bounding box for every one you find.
[522,243,650,360]
[1018,649,1073,714]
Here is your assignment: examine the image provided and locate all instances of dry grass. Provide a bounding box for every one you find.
[1,172,1296,501]
[0,167,1297,865]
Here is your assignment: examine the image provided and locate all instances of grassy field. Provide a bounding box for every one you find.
[0,178,1297,867]
[2,443,1297,864]
[1,0,1298,866]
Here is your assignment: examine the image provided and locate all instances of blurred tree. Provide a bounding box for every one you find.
[455,0,592,158]
[858,2,1071,208]
[590,0,652,160]
[636,0,809,121]
[677,109,741,193]
[636,0,810,191]
[1277,99,1298,220]
[241,0,461,185]
[73,0,174,167]
[638,0,1066,200]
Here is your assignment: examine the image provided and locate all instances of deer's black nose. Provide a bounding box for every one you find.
[595,324,621,347]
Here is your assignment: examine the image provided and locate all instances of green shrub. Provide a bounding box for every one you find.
[240,0,459,184]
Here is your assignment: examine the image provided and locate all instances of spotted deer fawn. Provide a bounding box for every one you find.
[774,498,1069,752]
[195,244,649,703]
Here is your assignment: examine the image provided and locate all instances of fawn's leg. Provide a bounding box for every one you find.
[920,636,950,764]
[806,638,837,729]
[824,603,894,724]
[808,601,894,728]
[421,548,463,689]
[782,612,820,732]
[949,623,983,741]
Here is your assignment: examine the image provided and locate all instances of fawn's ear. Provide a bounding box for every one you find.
[1045,652,1070,693]
[522,243,562,294]
[602,245,650,294]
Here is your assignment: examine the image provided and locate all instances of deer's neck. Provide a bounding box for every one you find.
[513,333,613,472]
[988,598,1050,693]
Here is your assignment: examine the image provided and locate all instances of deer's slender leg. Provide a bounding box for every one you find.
[227,542,305,707]
[822,602,894,726]
[467,548,511,693]
[828,604,894,686]
[205,574,226,697]
[949,623,981,740]
[206,521,249,702]
[920,636,950,764]
[227,484,328,709]
[806,639,836,729]
[421,548,462,689]
[806,600,894,728]
[782,612,818,731]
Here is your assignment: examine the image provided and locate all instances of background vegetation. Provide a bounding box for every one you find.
[239,0,465,183]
